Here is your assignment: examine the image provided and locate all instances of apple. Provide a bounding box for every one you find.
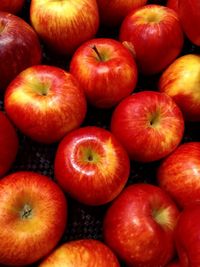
[0,171,67,266]
[175,203,200,267]
[159,54,200,122]
[157,142,200,209]
[178,0,200,46]
[30,0,99,55]
[0,111,18,177]
[4,65,87,144]
[119,4,184,75]
[70,38,138,109]
[110,91,184,162]
[96,0,148,28]
[54,126,130,205]
[0,12,42,92]
[165,261,181,267]
[166,0,179,13]
[39,239,120,267]
[103,183,180,267]
[0,0,25,14]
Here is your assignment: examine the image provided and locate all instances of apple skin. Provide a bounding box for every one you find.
[157,142,200,209]
[96,0,148,28]
[178,0,200,46]
[39,239,120,267]
[0,111,18,177]
[4,65,87,144]
[110,91,184,162]
[0,171,67,266]
[175,203,200,267]
[103,183,180,267]
[165,261,181,267]
[0,12,42,92]
[30,0,99,55]
[166,0,179,13]
[0,0,25,14]
[159,54,200,122]
[54,126,130,206]
[70,38,138,109]
[119,4,184,75]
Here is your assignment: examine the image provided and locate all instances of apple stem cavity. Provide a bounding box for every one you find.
[20,204,33,219]
[92,45,103,61]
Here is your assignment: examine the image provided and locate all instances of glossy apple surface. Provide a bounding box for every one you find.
[97,0,148,27]
[103,183,180,267]
[157,142,200,209]
[54,126,130,205]
[39,239,120,267]
[4,65,87,144]
[119,4,184,75]
[159,54,200,121]
[0,0,25,14]
[70,38,138,108]
[30,0,99,55]
[0,12,42,91]
[165,261,181,267]
[175,203,200,267]
[0,111,18,177]
[178,0,200,45]
[0,171,67,266]
[111,91,184,162]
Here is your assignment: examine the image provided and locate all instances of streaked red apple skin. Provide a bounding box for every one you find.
[0,171,67,266]
[175,203,200,267]
[0,111,18,177]
[30,0,99,55]
[119,5,184,75]
[4,65,87,144]
[166,261,181,267]
[0,12,42,91]
[103,183,180,267]
[96,0,148,28]
[157,142,200,209]
[54,126,130,206]
[70,38,138,108]
[111,91,184,162]
[167,0,179,13]
[178,0,200,46]
[0,0,25,14]
[159,54,200,122]
[39,239,120,267]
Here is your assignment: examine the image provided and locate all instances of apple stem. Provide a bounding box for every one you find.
[92,45,103,61]
[21,204,32,219]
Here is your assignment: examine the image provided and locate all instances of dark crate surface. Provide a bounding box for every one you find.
[1,0,200,266]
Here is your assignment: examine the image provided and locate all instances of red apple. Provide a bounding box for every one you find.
[119,4,184,75]
[175,203,200,267]
[0,12,42,92]
[0,171,67,266]
[165,260,181,267]
[111,91,184,162]
[39,239,120,267]
[70,38,138,108]
[159,54,200,121]
[167,0,179,13]
[0,111,18,177]
[0,0,25,14]
[30,0,99,55]
[103,183,180,267]
[54,126,130,206]
[4,65,87,144]
[178,0,200,46]
[96,0,148,28]
[157,142,200,209]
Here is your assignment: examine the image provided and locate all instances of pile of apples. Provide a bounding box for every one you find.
[0,0,200,266]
